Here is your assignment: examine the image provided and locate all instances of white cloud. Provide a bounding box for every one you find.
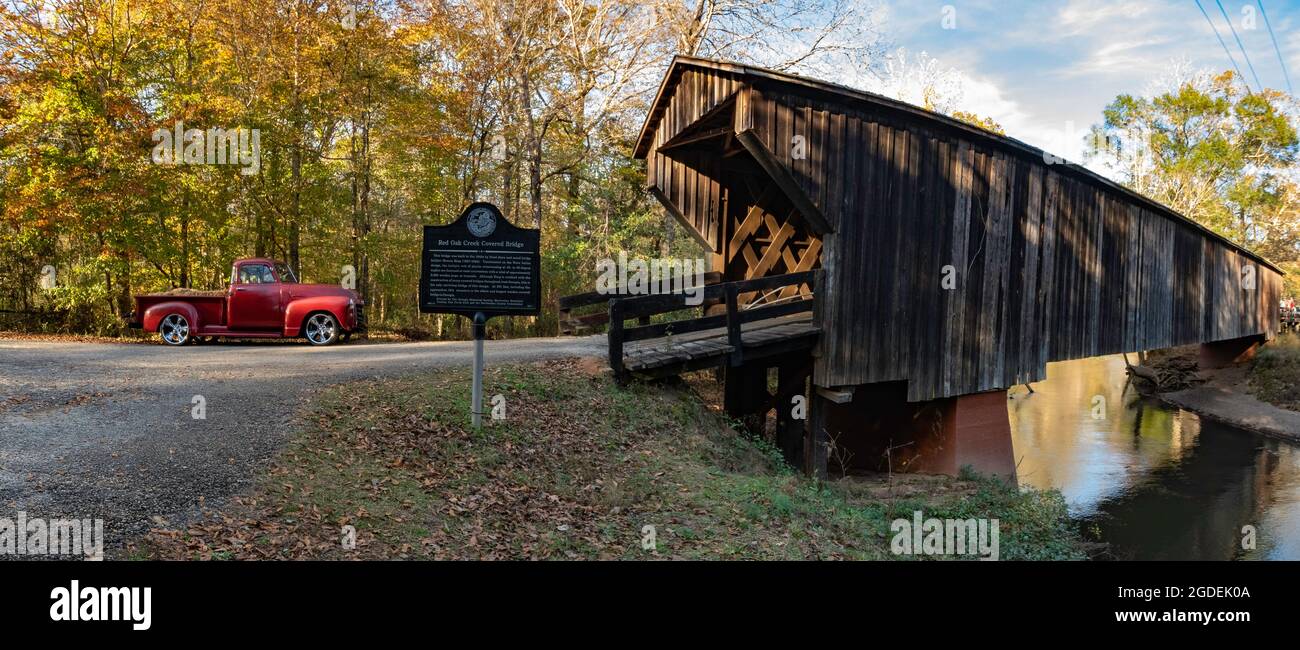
[1054,0,1159,38]
[953,73,1104,173]
[1059,36,1178,78]
[858,0,1300,181]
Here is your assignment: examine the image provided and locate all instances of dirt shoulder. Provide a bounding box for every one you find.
[129,358,1086,561]
[0,330,153,344]
[0,335,605,555]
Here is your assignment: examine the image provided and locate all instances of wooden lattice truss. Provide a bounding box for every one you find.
[726,183,822,305]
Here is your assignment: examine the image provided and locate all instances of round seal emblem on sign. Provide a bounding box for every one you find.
[466,206,497,238]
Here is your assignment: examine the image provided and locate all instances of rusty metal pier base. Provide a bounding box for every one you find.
[807,382,1017,484]
[1198,334,1267,369]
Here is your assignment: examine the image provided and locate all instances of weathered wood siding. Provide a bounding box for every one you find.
[635,59,1283,402]
[739,82,1281,400]
[643,67,745,252]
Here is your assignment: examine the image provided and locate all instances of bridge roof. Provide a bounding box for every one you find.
[634,56,1282,274]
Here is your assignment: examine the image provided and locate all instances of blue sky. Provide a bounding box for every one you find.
[873,0,1300,167]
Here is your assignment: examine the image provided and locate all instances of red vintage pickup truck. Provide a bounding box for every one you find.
[127,258,363,346]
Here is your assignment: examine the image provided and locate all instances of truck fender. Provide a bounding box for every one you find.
[283,296,353,336]
[142,301,203,333]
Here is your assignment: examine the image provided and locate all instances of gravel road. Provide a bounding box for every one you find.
[0,335,605,553]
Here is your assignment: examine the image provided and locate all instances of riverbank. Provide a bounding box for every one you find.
[129,358,1086,560]
[1146,335,1300,443]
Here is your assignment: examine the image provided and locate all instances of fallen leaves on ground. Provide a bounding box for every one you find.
[132,358,684,560]
[129,357,1077,561]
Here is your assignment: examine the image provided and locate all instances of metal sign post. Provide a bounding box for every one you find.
[418,202,541,429]
[471,312,485,429]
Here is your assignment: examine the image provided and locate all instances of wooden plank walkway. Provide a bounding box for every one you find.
[622,312,818,377]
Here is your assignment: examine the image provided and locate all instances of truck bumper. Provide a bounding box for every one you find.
[349,304,367,333]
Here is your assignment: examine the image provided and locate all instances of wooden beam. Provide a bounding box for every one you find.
[727,199,770,264]
[734,128,834,236]
[749,219,795,279]
[777,238,822,298]
[816,386,855,404]
[658,126,733,153]
[647,185,717,253]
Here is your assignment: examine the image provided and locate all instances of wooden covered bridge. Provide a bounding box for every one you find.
[564,56,1283,481]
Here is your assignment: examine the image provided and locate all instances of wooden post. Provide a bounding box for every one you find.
[608,298,624,380]
[723,362,767,436]
[806,390,830,480]
[775,357,810,468]
[557,304,572,336]
[722,364,747,418]
[725,283,743,367]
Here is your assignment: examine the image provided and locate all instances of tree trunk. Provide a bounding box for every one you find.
[115,249,132,318]
[180,213,190,288]
[350,80,374,327]
[522,71,543,229]
[289,11,303,277]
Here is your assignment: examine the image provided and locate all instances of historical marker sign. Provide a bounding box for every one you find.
[419,202,541,318]
[420,202,540,430]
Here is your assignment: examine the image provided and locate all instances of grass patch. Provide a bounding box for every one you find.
[132,358,1085,560]
[1250,333,1300,411]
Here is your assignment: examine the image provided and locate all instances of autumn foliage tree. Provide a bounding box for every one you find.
[1088,69,1300,298]
[1,0,893,335]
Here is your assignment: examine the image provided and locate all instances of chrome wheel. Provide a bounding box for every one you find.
[160,313,190,346]
[305,313,338,346]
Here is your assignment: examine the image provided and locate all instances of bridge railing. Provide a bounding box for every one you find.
[607,270,817,376]
[556,271,722,335]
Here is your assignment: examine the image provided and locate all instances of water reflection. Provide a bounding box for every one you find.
[1009,355,1300,560]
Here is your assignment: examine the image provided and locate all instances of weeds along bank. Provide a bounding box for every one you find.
[133,358,1086,561]
[1250,333,1300,412]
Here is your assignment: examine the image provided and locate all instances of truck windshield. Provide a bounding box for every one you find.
[274,263,298,283]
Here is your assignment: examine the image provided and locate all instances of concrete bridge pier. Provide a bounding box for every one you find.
[1199,334,1267,369]
[806,383,1017,485]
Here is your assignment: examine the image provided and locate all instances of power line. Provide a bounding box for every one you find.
[1216,0,1263,91]
[1257,0,1292,94]
[1195,0,1252,92]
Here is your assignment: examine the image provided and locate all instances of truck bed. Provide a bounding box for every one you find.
[138,288,226,298]
[129,293,227,329]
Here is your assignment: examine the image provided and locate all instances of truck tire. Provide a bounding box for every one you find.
[304,312,340,346]
[159,313,191,346]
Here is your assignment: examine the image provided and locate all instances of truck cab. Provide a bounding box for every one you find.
[229,259,294,330]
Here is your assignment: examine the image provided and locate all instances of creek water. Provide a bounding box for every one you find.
[1008,354,1300,560]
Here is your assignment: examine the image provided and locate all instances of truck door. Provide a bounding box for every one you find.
[229,262,283,330]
